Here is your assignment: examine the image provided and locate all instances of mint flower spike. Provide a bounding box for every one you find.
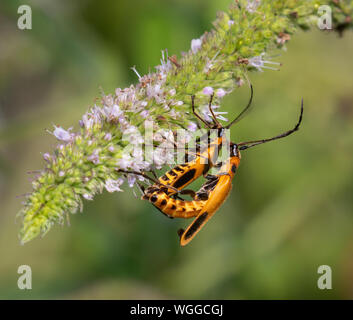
[18,0,353,244]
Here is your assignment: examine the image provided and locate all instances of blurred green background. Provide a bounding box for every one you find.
[1,0,353,299]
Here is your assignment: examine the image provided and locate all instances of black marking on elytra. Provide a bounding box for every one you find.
[150,195,158,203]
[196,192,209,200]
[168,170,178,177]
[174,166,184,173]
[161,199,167,206]
[146,187,160,194]
[231,164,237,173]
[171,204,176,210]
[158,187,170,195]
[161,175,169,181]
[184,212,209,240]
[173,169,196,189]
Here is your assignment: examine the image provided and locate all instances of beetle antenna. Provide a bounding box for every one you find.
[225,84,254,129]
[238,98,304,150]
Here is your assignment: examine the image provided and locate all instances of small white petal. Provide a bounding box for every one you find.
[191,38,202,53]
[216,88,226,98]
[105,178,124,192]
[140,110,149,118]
[246,0,261,13]
[83,193,93,200]
[188,122,198,132]
[248,53,280,72]
[127,175,136,187]
[43,153,51,162]
[117,154,132,170]
[87,150,100,164]
[81,114,94,129]
[53,126,73,142]
[203,86,214,95]
[216,115,229,122]
[109,104,123,119]
[131,66,142,79]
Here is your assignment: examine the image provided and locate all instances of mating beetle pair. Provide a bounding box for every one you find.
[119,86,304,246]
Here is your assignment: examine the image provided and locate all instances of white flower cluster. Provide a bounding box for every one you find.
[49,41,231,196]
